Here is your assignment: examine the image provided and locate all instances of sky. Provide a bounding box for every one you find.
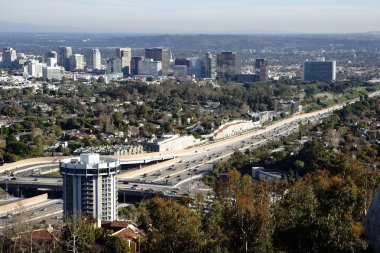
[1,0,380,33]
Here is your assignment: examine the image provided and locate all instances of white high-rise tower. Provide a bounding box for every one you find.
[60,154,120,221]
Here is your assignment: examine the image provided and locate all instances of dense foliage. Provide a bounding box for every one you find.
[121,98,380,253]
[0,80,373,163]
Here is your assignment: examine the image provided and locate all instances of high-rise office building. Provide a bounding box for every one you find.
[69,54,85,71]
[86,49,102,70]
[303,60,336,82]
[2,47,17,68]
[173,57,202,77]
[131,56,144,75]
[46,57,57,67]
[26,59,46,77]
[60,154,120,221]
[106,58,122,74]
[173,58,190,77]
[137,59,162,76]
[45,51,58,61]
[116,48,132,77]
[42,66,61,80]
[255,59,269,81]
[145,48,169,76]
[58,46,73,71]
[203,52,216,79]
[172,65,188,77]
[216,52,241,79]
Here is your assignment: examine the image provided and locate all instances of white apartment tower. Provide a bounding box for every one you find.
[26,59,46,77]
[87,48,102,70]
[69,54,85,71]
[60,154,120,221]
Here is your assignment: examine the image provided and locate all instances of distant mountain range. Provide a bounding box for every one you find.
[1,22,380,53]
[1,21,379,35]
[0,22,94,33]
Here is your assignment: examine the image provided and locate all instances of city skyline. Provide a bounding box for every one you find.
[1,0,380,33]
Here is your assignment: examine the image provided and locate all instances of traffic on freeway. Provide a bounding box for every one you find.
[121,112,331,198]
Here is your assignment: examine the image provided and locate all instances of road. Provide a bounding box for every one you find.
[0,199,63,229]
[1,92,376,199]
[1,108,334,199]
[122,113,329,197]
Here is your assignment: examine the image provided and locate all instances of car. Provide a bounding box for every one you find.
[133,184,138,187]
[165,175,170,178]
[123,181,129,184]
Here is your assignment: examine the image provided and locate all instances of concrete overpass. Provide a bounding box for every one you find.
[0,152,189,174]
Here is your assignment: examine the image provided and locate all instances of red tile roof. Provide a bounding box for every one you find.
[101,220,135,231]
[114,228,139,242]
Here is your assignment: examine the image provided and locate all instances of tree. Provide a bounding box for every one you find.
[214,170,274,253]
[143,197,205,253]
[113,111,125,130]
[59,216,96,253]
[103,236,130,253]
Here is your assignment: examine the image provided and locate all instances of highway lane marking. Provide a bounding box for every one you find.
[152,125,299,184]
[0,210,62,229]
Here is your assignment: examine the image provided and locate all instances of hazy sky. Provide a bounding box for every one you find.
[1,0,380,33]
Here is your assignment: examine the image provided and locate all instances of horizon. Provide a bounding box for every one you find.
[1,0,380,33]
[0,23,379,36]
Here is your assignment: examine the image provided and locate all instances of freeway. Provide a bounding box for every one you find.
[0,199,63,229]
[2,92,377,199]
[0,106,334,199]
[122,113,329,198]
[0,101,343,176]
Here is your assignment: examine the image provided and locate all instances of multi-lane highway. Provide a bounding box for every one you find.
[0,199,63,229]
[0,92,377,227]
[121,112,329,197]
[1,92,377,200]
[0,110,330,201]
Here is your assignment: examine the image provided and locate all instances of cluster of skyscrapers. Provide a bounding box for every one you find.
[2,47,31,69]
[2,46,337,82]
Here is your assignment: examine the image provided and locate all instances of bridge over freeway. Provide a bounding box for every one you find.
[0,150,199,175]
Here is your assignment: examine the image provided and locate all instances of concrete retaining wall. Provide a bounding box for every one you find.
[119,158,181,180]
[0,193,48,214]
